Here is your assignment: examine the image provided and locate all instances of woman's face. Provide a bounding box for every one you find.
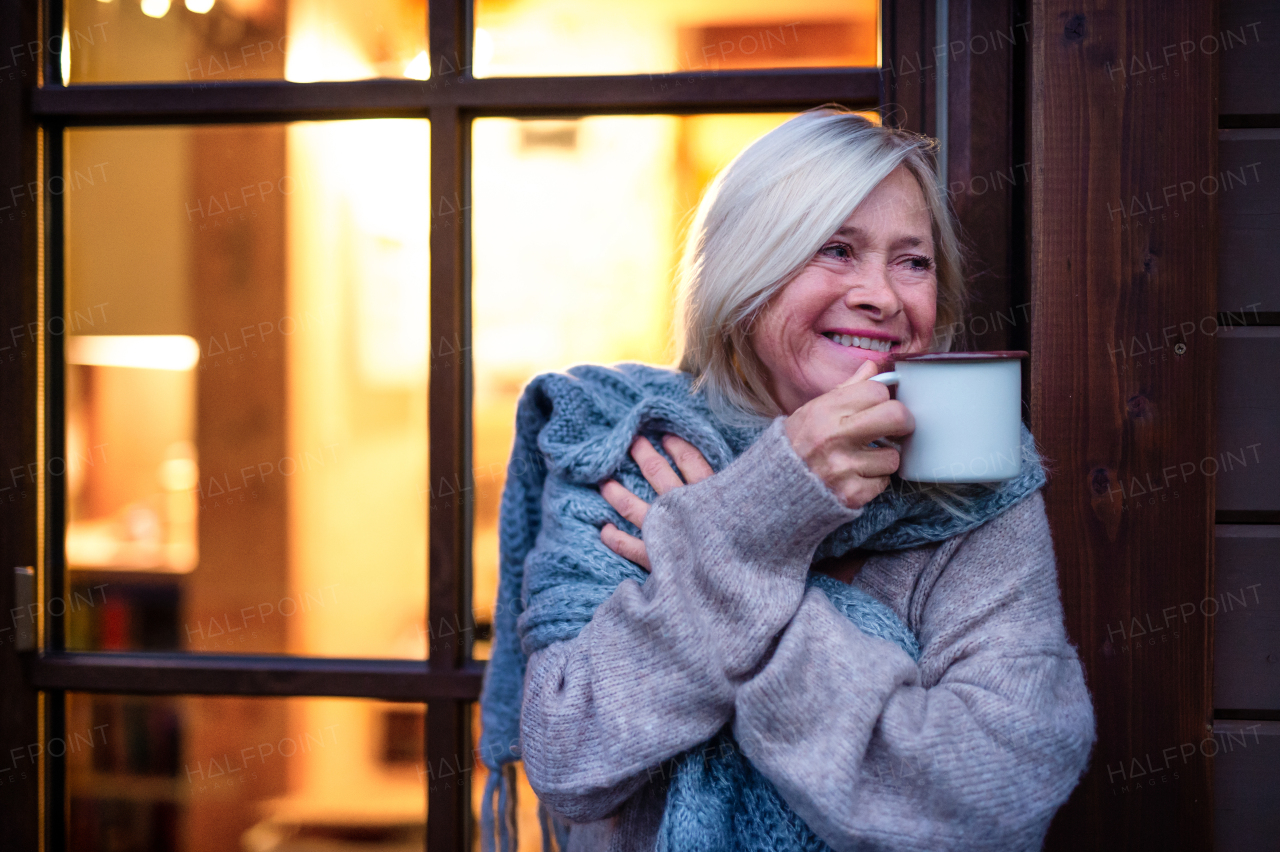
[751,165,939,415]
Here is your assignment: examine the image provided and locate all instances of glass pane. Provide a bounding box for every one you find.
[469,113,815,659]
[64,0,428,84]
[63,121,430,658]
[66,693,426,851]
[473,0,877,77]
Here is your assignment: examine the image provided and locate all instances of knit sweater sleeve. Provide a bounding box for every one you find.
[732,488,1097,852]
[519,416,863,822]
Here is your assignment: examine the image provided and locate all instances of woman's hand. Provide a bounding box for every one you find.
[599,433,715,571]
[784,359,915,511]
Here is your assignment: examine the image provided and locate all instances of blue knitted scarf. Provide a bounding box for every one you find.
[478,362,1047,852]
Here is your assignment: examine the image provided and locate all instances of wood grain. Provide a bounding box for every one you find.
[1030,1,1218,848]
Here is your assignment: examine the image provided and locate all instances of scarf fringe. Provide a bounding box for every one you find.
[538,797,569,851]
[481,763,521,852]
[481,761,570,852]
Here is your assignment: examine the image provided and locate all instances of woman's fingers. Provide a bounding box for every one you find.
[835,358,881,388]
[835,398,915,446]
[629,436,686,495]
[600,479,648,528]
[661,434,715,485]
[853,445,903,478]
[601,523,651,571]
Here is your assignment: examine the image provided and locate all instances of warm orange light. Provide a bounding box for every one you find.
[67,335,199,371]
[404,51,430,80]
[140,0,171,18]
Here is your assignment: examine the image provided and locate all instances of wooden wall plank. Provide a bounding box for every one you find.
[1218,132,1279,313]
[1219,1,1280,116]
[1215,331,1280,512]
[1030,1,1217,848]
[1213,720,1280,850]
[1213,527,1280,710]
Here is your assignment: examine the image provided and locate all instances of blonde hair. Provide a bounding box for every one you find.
[673,106,967,427]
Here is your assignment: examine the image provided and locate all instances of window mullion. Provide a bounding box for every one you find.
[40,102,70,850]
[426,3,473,849]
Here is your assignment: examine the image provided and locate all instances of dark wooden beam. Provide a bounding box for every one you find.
[943,0,1027,354]
[881,0,936,134]
[1217,311,1280,327]
[1219,114,1280,129]
[1030,1,1217,848]
[1215,708,1280,722]
[426,2,473,850]
[0,0,45,847]
[29,652,484,700]
[1216,510,1280,525]
[29,69,880,125]
[42,4,69,851]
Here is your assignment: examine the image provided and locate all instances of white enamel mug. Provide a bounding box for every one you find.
[867,351,1027,483]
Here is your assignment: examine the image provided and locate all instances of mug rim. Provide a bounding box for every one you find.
[894,350,1029,363]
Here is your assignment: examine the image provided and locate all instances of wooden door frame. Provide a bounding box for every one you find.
[0,1,43,849]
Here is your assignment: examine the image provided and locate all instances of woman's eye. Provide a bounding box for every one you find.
[819,243,852,260]
[904,255,935,271]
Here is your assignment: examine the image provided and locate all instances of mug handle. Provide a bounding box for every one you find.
[865,371,903,451]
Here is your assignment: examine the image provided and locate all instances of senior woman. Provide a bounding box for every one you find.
[477,108,1096,852]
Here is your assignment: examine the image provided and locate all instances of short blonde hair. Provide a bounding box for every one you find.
[674,107,967,426]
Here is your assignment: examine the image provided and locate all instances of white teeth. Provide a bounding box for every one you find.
[826,333,892,352]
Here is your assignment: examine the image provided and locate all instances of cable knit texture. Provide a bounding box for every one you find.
[477,362,1093,852]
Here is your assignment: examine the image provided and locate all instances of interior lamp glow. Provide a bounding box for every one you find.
[60,25,70,83]
[67,336,200,371]
[140,0,171,17]
[185,0,215,12]
[473,28,494,77]
[404,51,430,80]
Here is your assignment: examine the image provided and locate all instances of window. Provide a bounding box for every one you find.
[5,0,914,848]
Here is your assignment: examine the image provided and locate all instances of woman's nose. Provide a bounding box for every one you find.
[842,261,903,318]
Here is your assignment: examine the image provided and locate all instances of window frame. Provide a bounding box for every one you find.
[0,0,939,849]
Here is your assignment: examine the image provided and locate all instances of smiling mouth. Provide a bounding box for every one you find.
[822,332,897,353]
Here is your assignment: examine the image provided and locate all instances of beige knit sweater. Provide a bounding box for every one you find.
[519,416,1096,851]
